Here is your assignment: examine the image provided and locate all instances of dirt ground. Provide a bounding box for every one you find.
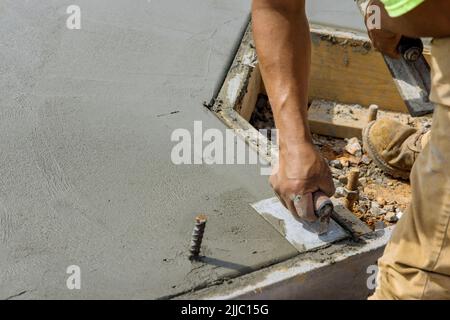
[249,94,434,230]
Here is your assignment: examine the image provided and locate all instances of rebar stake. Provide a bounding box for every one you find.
[368,104,379,123]
[344,169,360,210]
[189,214,207,261]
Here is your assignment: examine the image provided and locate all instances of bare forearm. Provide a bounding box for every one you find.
[252,0,312,150]
[252,0,335,219]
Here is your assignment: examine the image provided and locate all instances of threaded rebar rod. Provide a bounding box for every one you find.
[189,214,207,260]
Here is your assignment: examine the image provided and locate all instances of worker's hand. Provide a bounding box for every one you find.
[367,26,402,58]
[365,0,402,58]
[270,142,335,222]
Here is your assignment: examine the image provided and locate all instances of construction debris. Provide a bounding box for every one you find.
[385,212,399,223]
[344,137,362,157]
[249,95,426,230]
[313,134,413,229]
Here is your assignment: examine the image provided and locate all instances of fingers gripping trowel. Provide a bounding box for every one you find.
[356,0,434,117]
[251,193,348,253]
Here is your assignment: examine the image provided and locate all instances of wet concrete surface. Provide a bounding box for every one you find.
[0,0,298,299]
[307,0,366,32]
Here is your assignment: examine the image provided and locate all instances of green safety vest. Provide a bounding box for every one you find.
[381,0,425,17]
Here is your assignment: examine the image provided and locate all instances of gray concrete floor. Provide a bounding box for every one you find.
[0,0,299,299]
[307,0,366,32]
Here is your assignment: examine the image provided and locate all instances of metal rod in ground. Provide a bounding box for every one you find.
[189,214,207,260]
[368,104,379,122]
[344,169,360,210]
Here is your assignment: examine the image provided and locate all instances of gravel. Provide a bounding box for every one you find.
[249,94,419,230]
[385,212,399,222]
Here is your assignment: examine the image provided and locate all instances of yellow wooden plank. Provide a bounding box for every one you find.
[308,100,367,139]
[308,29,431,113]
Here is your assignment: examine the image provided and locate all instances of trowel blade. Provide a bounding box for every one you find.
[384,54,434,117]
[251,197,348,253]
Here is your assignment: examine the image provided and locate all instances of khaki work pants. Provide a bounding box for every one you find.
[371,38,450,299]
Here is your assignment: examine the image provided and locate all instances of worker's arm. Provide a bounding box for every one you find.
[366,0,450,57]
[252,0,334,221]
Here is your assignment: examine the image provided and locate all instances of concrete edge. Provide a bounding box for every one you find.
[176,226,393,299]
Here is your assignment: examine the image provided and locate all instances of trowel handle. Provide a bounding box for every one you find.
[312,191,333,235]
[313,191,334,218]
[398,36,423,62]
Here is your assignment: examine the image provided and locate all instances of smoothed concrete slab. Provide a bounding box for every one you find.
[0,0,297,299]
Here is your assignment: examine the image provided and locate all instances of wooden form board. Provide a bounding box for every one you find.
[308,99,420,140]
[235,25,431,121]
[309,26,430,113]
[308,100,367,139]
